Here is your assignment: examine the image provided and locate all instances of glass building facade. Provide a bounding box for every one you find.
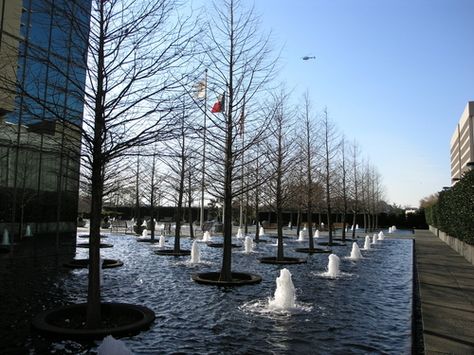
[0,0,91,245]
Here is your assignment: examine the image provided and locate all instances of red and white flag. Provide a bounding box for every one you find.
[211,93,225,113]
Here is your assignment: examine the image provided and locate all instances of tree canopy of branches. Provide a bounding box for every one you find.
[47,0,199,327]
[201,0,276,281]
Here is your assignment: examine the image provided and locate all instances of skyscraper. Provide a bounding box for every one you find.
[0,0,91,247]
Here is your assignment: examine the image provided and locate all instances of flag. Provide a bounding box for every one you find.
[211,92,225,113]
[195,80,206,99]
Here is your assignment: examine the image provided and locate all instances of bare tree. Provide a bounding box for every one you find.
[198,0,276,282]
[299,92,320,251]
[319,108,339,245]
[338,135,349,241]
[159,100,196,254]
[350,140,361,239]
[11,0,199,327]
[260,89,299,262]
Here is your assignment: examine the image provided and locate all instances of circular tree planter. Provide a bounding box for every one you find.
[333,238,357,243]
[136,238,160,243]
[63,259,123,269]
[206,242,241,248]
[317,242,346,247]
[154,249,191,256]
[192,271,262,286]
[252,239,269,243]
[294,248,332,254]
[32,302,155,340]
[259,256,307,264]
[77,243,113,248]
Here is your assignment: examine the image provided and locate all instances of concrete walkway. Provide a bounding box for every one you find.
[414,229,474,354]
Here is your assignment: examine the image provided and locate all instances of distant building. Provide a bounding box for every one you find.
[450,102,474,184]
[0,1,91,244]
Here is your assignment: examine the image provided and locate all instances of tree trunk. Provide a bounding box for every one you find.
[351,211,357,239]
[296,207,301,236]
[188,197,194,239]
[174,117,187,252]
[150,154,156,241]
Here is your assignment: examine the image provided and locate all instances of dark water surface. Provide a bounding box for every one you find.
[0,233,412,354]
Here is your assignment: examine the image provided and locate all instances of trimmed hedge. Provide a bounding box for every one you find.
[425,169,474,245]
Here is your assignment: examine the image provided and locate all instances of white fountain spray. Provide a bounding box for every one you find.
[244,236,254,254]
[259,226,265,236]
[158,235,166,247]
[190,240,200,263]
[2,229,10,245]
[314,229,320,239]
[378,231,385,240]
[202,231,211,242]
[364,235,371,250]
[97,335,132,355]
[298,230,305,241]
[142,228,148,238]
[388,226,393,233]
[236,228,243,239]
[349,242,363,260]
[372,234,377,244]
[25,225,33,237]
[268,268,296,310]
[326,254,341,278]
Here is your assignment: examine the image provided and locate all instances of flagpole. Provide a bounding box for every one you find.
[200,69,208,231]
[239,96,245,230]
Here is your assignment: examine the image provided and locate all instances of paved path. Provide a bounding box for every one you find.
[414,229,474,355]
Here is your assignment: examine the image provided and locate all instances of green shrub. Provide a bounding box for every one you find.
[426,170,474,245]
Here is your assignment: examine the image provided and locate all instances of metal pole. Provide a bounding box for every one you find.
[239,97,245,229]
[199,69,208,229]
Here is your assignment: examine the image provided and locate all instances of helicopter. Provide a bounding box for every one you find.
[302,56,316,61]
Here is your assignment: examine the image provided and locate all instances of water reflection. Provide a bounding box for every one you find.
[0,234,413,354]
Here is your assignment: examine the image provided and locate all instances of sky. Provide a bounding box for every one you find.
[243,0,474,207]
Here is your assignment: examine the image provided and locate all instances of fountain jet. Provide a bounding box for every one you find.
[378,231,385,240]
[2,229,10,245]
[364,235,371,250]
[298,230,305,241]
[349,242,363,260]
[190,240,200,263]
[158,235,166,248]
[244,236,254,253]
[202,231,211,242]
[97,335,132,355]
[268,268,296,310]
[236,228,243,239]
[326,254,341,278]
[25,225,33,237]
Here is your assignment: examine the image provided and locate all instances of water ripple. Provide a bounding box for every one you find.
[0,235,413,354]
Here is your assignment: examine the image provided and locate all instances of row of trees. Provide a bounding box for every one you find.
[1,0,388,327]
[78,0,388,288]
